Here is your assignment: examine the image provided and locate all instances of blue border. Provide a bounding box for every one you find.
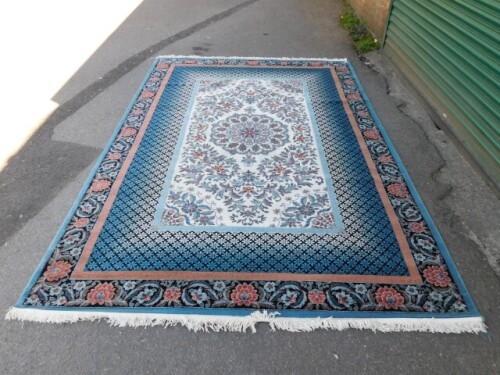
[15,58,162,307]
[345,60,479,316]
[151,77,344,235]
[13,58,480,320]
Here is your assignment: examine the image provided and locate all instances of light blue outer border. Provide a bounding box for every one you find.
[345,60,479,317]
[13,58,481,320]
[151,77,344,235]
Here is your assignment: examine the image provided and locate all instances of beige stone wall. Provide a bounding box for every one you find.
[349,0,392,40]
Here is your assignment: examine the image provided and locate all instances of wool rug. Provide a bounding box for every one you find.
[7,56,485,333]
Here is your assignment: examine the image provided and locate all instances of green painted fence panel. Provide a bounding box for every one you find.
[384,0,500,186]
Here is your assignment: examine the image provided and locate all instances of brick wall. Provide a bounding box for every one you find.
[349,0,392,40]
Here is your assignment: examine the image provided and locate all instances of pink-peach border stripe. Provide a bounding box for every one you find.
[72,62,422,284]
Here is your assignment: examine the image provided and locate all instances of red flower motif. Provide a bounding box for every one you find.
[378,155,393,163]
[387,183,409,198]
[308,290,326,305]
[91,179,111,192]
[363,129,381,140]
[157,62,170,69]
[108,152,121,160]
[184,59,197,64]
[120,127,137,137]
[243,186,254,194]
[194,134,206,142]
[214,165,225,174]
[375,286,405,310]
[410,222,426,233]
[274,165,285,174]
[309,61,322,67]
[43,261,72,282]
[73,217,89,228]
[163,287,182,302]
[230,283,258,306]
[347,93,361,101]
[246,60,260,66]
[86,283,115,305]
[344,79,355,85]
[336,66,349,73]
[140,90,155,99]
[423,266,452,287]
[358,110,370,118]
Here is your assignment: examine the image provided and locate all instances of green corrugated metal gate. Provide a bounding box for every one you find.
[384,0,500,187]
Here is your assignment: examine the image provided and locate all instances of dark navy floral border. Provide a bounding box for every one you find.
[15,57,478,317]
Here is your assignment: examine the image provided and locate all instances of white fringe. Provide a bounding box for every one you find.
[5,307,486,334]
[155,55,349,62]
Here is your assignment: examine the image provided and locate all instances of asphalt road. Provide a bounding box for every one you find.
[1,1,499,374]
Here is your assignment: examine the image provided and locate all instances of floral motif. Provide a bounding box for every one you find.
[86,283,115,305]
[165,192,215,226]
[17,58,474,319]
[375,286,405,310]
[163,287,182,302]
[280,290,299,307]
[123,281,136,291]
[335,291,355,307]
[73,217,89,228]
[159,78,339,229]
[263,282,276,293]
[211,114,288,154]
[140,90,155,99]
[190,288,209,304]
[423,266,452,287]
[378,155,393,163]
[91,179,111,192]
[49,286,63,296]
[230,283,258,306]
[43,261,71,282]
[120,127,137,137]
[308,290,326,305]
[387,183,409,198]
[73,281,87,291]
[280,194,334,229]
[311,212,335,229]
[363,129,381,140]
[409,222,426,233]
[213,281,227,292]
[161,208,186,226]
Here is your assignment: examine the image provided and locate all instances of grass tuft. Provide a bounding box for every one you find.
[340,6,380,54]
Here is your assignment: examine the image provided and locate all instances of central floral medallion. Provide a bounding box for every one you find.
[154,78,342,232]
[211,114,289,154]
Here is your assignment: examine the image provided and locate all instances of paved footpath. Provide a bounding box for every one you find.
[0,1,498,374]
